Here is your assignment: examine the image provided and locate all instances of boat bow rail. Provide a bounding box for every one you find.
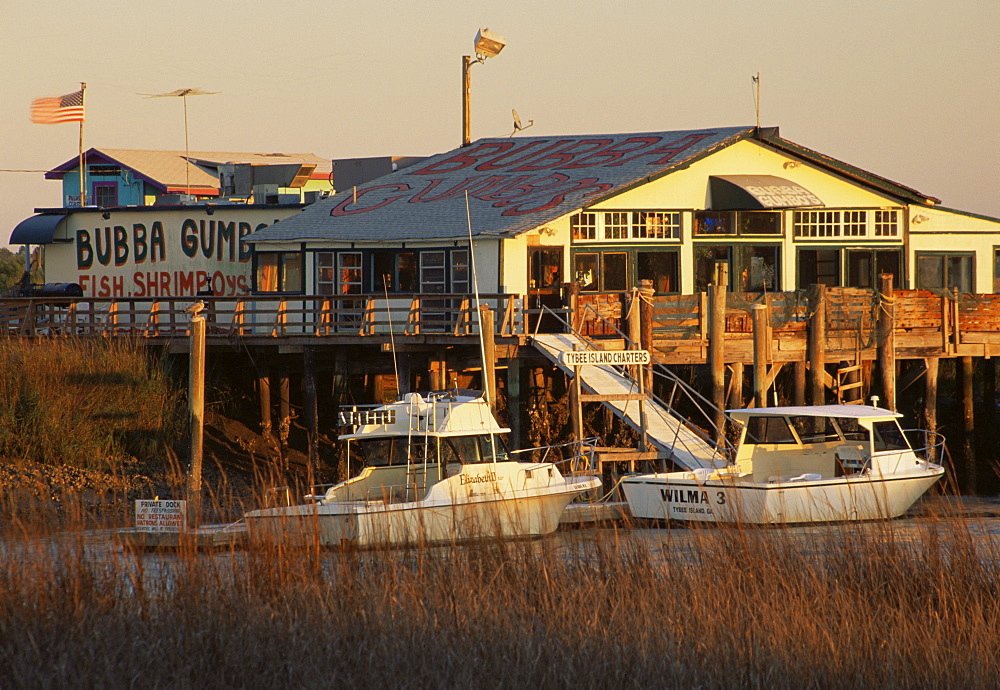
[532,333,730,471]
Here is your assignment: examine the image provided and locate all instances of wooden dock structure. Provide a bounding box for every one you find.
[1,277,996,493]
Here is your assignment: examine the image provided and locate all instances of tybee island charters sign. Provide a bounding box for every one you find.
[560,350,650,367]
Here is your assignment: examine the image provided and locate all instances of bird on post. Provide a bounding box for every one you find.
[185,300,206,318]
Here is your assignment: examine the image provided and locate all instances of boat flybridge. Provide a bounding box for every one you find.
[244,390,602,547]
[622,404,945,524]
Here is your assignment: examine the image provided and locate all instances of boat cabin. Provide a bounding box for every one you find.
[728,405,917,483]
[329,391,512,503]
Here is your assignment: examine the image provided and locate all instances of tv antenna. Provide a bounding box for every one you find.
[143,88,219,195]
[510,108,534,137]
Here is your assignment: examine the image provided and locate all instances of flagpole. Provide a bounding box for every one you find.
[79,82,87,206]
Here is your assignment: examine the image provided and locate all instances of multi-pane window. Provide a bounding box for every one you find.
[842,211,866,237]
[573,249,678,293]
[794,209,902,238]
[693,211,780,236]
[317,252,362,295]
[572,210,682,241]
[373,250,417,293]
[798,249,840,288]
[916,252,974,293]
[694,245,780,292]
[255,251,304,293]
[794,211,841,238]
[846,249,902,289]
[571,212,597,240]
[874,210,899,237]
[603,212,629,240]
[451,250,470,293]
[633,211,680,239]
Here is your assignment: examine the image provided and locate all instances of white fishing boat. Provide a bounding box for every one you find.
[621,404,945,524]
[244,390,602,547]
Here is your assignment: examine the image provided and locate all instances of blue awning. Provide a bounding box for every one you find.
[9,214,69,244]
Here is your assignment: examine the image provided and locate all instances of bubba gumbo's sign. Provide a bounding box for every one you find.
[64,211,282,298]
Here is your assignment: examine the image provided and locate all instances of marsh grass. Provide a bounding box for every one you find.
[0,505,997,689]
[0,338,181,469]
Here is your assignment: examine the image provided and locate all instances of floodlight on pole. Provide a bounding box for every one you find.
[462,28,507,147]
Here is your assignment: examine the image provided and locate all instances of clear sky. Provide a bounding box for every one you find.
[2,0,997,242]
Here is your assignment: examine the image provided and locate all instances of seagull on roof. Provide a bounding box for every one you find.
[185,300,206,316]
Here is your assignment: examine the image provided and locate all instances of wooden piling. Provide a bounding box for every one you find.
[709,262,728,437]
[303,347,318,471]
[638,279,654,391]
[961,355,976,494]
[752,303,770,408]
[187,315,206,528]
[480,303,496,410]
[877,273,897,411]
[924,356,939,463]
[807,284,826,406]
[793,360,806,406]
[728,361,744,410]
[258,368,272,436]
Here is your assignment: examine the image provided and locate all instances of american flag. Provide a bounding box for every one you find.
[30,89,85,124]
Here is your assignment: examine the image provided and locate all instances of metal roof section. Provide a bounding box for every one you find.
[709,175,824,209]
[10,213,70,244]
[45,149,331,194]
[247,126,756,244]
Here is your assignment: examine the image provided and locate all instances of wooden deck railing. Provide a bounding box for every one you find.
[0,294,522,339]
[2,289,999,357]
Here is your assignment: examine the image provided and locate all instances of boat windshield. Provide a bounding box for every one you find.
[744,416,797,444]
[439,435,510,464]
[788,416,840,444]
[352,437,425,467]
[872,421,909,452]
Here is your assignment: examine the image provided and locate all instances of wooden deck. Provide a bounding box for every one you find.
[1,287,997,363]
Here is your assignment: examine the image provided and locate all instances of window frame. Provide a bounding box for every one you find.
[915,251,975,294]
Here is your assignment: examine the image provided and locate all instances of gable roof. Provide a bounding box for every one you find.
[247,126,757,244]
[248,125,945,246]
[45,148,331,194]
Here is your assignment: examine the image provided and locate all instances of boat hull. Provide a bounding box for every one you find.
[622,468,944,524]
[246,478,600,547]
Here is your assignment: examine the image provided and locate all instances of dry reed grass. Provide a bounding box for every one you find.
[0,338,180,470]
[0,508,996,688]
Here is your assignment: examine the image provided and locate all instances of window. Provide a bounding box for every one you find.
[255,251,303,293]
[633,212,680,240]
[794,210,840,238]
[745,416,797,444]
[317,252,362,295]
[874,210,899,237]
[694,211,736,235]
[572,210,681,241]
[994,248,1000,293]
[603,212,629,240]
[916,253,974,293]
[574,253,599,291]
[694,245,780,292]
[846,249,901,289]
[637,251,679,293]
[694,211,780,236]
[93,182,118,208]
[694,246,731,292]
[735,246,779,292]
[571,212,597,240]
[372,250,417,292]
[602,253,628,291]
[451,250,470,293]
[420,251,447,294]
[794,209,901,238]
[798,249,840,288]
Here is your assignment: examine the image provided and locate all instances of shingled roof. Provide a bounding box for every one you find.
[247,126,756,244]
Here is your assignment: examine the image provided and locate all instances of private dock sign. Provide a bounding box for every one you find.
[560,350,650,367]
[135,499,187,533]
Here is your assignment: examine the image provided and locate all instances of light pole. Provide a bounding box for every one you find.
[462,28,507,147]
